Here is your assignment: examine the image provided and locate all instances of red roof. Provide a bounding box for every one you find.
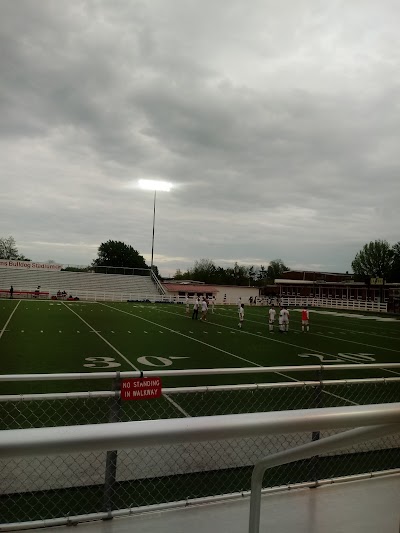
[163,283,219,293]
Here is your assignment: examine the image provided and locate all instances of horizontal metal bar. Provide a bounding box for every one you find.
[1,403,400,459]
[1,376,400,402]
[249,423,400,533]
[1,363,400,382]
[2,468,399,531]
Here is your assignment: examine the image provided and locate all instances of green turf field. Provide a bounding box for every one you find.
[1,299,400,524]
[1,298,399,397]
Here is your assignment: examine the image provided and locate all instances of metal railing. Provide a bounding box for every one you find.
[151,269,166,295]
[1,365,400,528]
[0,403,399,531]
[248,421,400,533]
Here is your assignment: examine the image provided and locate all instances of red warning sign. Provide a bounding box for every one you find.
[121,378,162,401]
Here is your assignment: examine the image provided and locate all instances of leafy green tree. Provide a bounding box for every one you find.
[191,259,217,283]
[0,236,30,260]
[92,240,148,270]
[351,240,394,279]
[389,242,400,282]
[266,259,289,283]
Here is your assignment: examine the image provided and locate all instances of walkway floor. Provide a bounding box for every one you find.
[32,474,400,533]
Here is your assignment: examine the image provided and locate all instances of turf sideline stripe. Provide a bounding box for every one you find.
[221,306,400,344]
[102,304,358,407]
[0,300,21,339]
[63,303,190,418]
[204,306,400,377]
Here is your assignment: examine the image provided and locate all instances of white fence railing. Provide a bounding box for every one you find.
[1,403,399,531]
[280,297,387,313]
[0,288,389,312]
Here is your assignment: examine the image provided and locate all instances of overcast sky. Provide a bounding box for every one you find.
[1,1,399,276]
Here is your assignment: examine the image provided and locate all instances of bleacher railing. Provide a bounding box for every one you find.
[1,364,400,528]
[0,402,399,531]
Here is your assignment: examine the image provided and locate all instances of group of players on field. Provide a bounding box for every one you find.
[239,300,309,332]
[184,295,310,332]
[266,305,310,333]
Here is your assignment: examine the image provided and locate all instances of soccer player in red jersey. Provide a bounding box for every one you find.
[301,306,310,332]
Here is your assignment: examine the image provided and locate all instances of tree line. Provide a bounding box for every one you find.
[173,258,288,286]
[1,236,399,284]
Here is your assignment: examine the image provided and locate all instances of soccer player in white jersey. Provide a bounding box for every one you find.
[211,295,216,313]
[268,306,276,333]
[200,298,208,321]
[238,303,244,328]
[279,306,290,333]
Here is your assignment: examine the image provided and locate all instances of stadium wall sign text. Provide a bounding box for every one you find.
[0,260,63,271]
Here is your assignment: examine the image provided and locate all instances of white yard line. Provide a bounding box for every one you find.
[63,303,190,418]
[0,300,21,340]
[103,304,358,407]
[200,306,400,375]
[313,332,400,354]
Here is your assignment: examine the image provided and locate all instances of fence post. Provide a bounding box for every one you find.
[310,367,323,485]
[103,372,122,518]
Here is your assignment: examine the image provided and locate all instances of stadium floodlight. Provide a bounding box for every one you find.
[138,179,172,192]
[138,179,173,272]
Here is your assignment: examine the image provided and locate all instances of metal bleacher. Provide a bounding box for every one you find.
[0,268,160,301]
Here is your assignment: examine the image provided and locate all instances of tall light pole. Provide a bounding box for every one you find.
[139,179,172,272]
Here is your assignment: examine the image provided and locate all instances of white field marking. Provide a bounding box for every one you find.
[323,390,358,406]
[40,330,43,333]
[100,303,279,368]
[0,300,21,339]
[229,306,400,335]
[152,304,400,380]
[128,331,131,334]
[21,330,24,333]
[298,319,400,342]
[144,331,148,334]
[111,331,115,334]
[62,304,190,418]
[159,331,164,334]
[313,332,400,354]
[213,306,400,353]
[101,303,358,406]
[63,303,139,371]
[294,309,399,323]
[59,330,62,333]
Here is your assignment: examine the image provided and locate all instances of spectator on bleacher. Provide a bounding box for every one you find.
[9,285,14,299]
[34,286,40,298]
[57,290,61,298]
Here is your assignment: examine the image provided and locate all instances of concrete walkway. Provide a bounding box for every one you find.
[32,474,400,533]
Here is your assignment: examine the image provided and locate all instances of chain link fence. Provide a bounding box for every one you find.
[1,374,400,526]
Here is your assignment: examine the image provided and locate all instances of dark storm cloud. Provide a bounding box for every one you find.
[0,0,399,274]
